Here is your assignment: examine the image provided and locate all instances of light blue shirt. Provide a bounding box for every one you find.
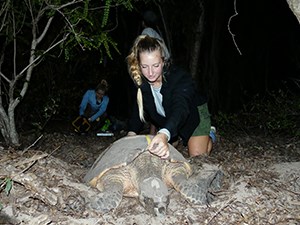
[79,90,109,122]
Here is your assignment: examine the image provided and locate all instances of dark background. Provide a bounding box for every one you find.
[16,0,300,132]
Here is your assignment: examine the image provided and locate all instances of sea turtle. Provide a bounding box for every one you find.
[84,135,222,216]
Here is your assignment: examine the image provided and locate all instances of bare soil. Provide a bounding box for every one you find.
[0,122,299,225]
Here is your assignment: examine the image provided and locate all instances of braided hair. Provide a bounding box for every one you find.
[126,35,166,122]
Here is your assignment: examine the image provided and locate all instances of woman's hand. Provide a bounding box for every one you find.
[148,133,169,159]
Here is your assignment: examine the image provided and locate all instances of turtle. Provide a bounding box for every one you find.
[83,135,223,216]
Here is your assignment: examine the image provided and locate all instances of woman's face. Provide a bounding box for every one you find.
[139,49,164,84]
[96,90,105,100]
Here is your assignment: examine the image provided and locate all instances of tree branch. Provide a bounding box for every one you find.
[228,0,242,55]
[16,34,69,79]
[0,40,11,83]
[36,16,54,44]
[0,72,10,83]
[0,0,10,32]
[12,7,17,79]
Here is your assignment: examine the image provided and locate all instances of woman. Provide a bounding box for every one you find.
[140,10,171,135]
[78,79,110,131]
[126,35,215,158]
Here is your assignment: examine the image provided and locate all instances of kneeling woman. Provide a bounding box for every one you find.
[126,35,215,158]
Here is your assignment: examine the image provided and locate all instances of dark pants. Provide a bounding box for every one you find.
[82,104,108,131]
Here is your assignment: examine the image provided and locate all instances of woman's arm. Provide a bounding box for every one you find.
[162,67,196,138]
[90,96,109,122]
[149,67,197,158]
[79,91,90,116]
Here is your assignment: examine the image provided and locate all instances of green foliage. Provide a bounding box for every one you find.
[43,97,60,119]
[100,32,120,62]
[0,178,13,196]
[100,0,134,27]
[0,178,13,210]
[102,0,112,28]
[1,0,135,63]
[1,0,137,69]
[0,0,147,146]
[115,0,134,10]
[59,0,134,62]
[31,96,61,131]
[213,112,240,136]
[214,90,300,137]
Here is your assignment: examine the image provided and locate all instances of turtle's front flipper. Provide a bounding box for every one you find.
[89,180,124,212]
[172,169,223,205]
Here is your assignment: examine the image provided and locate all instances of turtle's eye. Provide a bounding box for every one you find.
[153,202,167,216]
[144,197,154,206]
[142,197,156,214]
[158,207,164,213]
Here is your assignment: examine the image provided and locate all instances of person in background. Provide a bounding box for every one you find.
[78,79,110,132]
[141,10,171,62]
[126,35,216,158]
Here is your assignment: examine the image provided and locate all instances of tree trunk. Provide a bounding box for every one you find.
[0,106,19,146]
[8,105,19,145]
[190,0,205,80]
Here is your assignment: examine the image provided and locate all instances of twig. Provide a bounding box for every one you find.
[228,0,242,55]
[17,34,69,78]
[0,178,8,189]
[206,197,236,224]
[48,145,61,156]
[22,134,43,155]
[15,145,60,175]
[18,153,48,174]
[15,153,48,168]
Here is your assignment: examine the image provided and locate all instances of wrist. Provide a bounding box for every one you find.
[157,128,170,142]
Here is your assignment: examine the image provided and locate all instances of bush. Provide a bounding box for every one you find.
[214,90,300,137]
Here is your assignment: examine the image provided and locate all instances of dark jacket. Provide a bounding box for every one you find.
[128,66,206,145]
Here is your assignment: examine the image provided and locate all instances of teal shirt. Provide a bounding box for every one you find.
[79,90,109,122]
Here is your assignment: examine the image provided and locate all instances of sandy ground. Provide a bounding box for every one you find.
[0,130,299,225]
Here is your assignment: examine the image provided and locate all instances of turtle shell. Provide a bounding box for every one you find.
[83,135,189,186]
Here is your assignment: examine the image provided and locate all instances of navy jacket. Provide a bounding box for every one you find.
[128,66,206,145]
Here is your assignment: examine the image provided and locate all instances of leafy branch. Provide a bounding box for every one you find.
[0,177,13,209]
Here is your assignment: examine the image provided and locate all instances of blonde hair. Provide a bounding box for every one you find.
[126,35,165,122]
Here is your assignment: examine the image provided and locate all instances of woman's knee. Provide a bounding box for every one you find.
[188,136,211,157]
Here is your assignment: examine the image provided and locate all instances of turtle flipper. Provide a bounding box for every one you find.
[172,169,223,205]
[89,182,124,212]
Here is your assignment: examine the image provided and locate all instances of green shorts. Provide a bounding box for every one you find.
[192,103,211,136]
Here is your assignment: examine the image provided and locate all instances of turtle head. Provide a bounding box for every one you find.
[139,177,170,216]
